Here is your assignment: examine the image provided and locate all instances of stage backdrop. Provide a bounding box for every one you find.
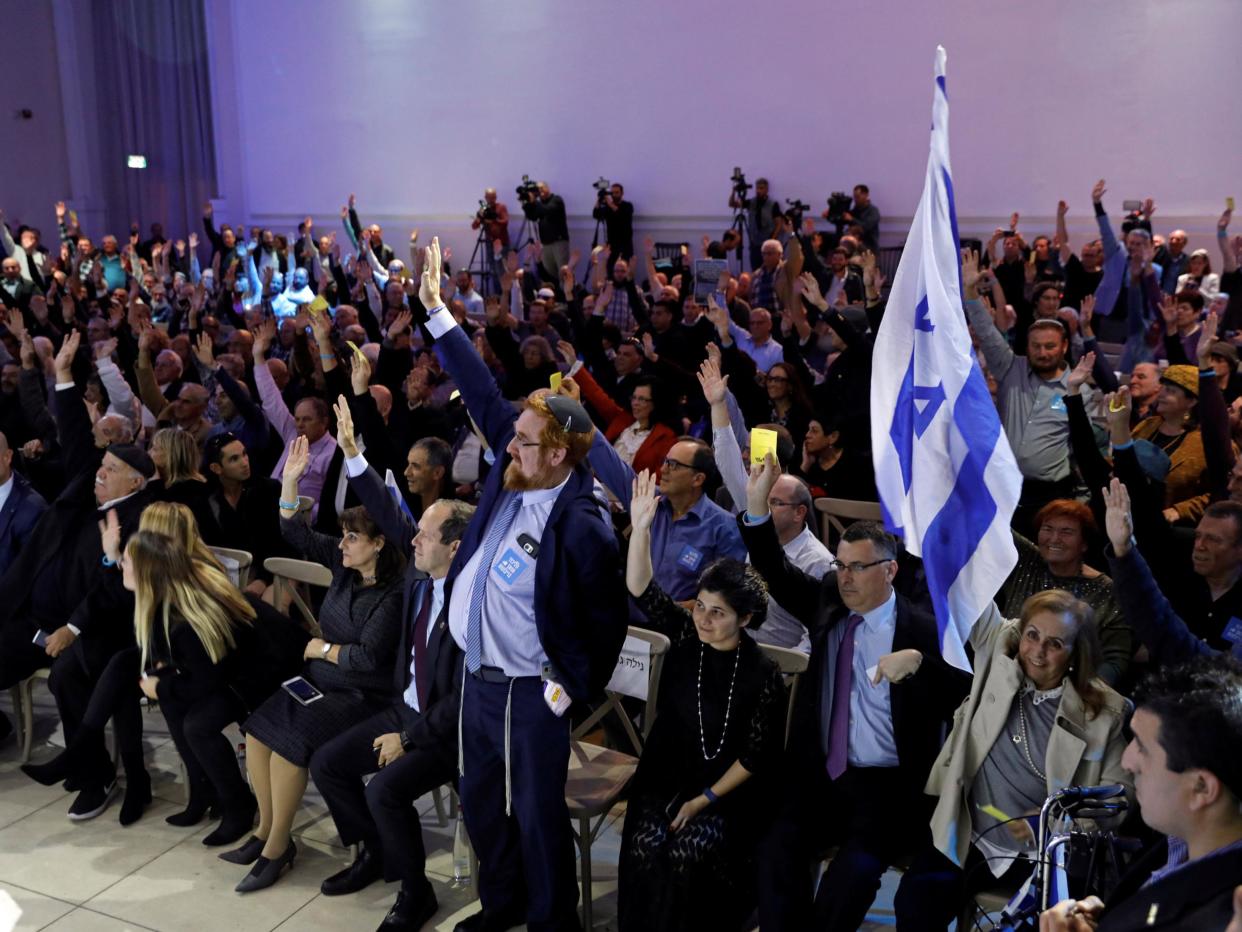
[8,1,1241,265]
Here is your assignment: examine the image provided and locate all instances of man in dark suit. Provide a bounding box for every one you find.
[0,257,35,314]
[309,408,476,930]
[1041,655,1242,932]
[742,458,971,931]
[0,429,47,579]
[0,333,154,819]
[420,237,629,932]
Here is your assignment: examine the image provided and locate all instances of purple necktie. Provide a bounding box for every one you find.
[825,613,864,780]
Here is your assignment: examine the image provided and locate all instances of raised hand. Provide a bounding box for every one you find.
[55,201,67,220]
[193,332,214,368]
[1160,294,1178,328]
[253,318,276,358]
[745,455,782,518]
[1009,211,1020,232]
[94,337,118,361]
[1197,310,1221,367]
[387,309,412,339]
[1079,293,1096,335]
[961,247,980,296]
[1220,207,1234,234]
[332,394,359,458]
[555,340,577,368]
[696,354,730,406]
[419,238,442,308]
[1066,351,1095,394]
[705,293,730,333]
[202,201,213,217]
[54,329,80,378]
[349,349,372,395]
[557,376,581,403]
[1104,385,1132,437]
[641,332,657,361]
[1056,199,1068,218]
[643,235,655,257]
[1091,179,1107,204]
[97,509,122,563]
[284,434,311,484]
[797,271,828,310]
[630,470,661,533]
[1102,478,1133,557]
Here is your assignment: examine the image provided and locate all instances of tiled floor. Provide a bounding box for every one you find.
[0,684,910,931]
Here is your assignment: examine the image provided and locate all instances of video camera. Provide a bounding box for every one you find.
[824,191,853,228]
[731,167,752,199]
[784,198,810,225]
[592,176,612,203]
[515,174,540,200]
[476,200,498,222]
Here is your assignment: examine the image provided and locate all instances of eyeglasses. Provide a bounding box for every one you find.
[829,558,893,574]
[511,433,541,449]
[661,457,696,472]
[767,499,798,509]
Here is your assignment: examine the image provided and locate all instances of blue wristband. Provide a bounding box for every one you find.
[702,787,719,805]
[1111,440,1134,451]
[101,555,116,567]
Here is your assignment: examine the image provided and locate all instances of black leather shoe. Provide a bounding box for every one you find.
[219,834,265,864]
[321,845,384,896]
[378,884,438,930]
[235,841,296,893]
[451,905,526,932]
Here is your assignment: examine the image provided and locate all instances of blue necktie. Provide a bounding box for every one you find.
[465,492,521,673]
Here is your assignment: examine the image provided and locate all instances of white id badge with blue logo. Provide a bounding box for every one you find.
[493,548,529,585]
[1049,393,1067,414]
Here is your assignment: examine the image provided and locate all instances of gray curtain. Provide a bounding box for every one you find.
[89,0,217,242]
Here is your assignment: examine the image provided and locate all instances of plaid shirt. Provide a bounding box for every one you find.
[752,266,781,312]
[602,283,638,334]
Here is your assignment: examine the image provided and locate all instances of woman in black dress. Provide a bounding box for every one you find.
[224,435,404,893]
[618,470,786,932]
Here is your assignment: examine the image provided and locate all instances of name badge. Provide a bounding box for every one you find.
[1221,616,1242,644]
[1049,393,1067,414]
[677,545,703,571]
[493,548,529,585]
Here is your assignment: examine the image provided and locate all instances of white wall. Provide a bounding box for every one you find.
[209,0,1242,262]
[0,2,71,239]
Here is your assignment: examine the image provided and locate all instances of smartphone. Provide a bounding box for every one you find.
[281,676,324,706]
[31,630,48,649]
[664,792,685,821]
[1229,197,1236,212]
[1122,199,1142,213]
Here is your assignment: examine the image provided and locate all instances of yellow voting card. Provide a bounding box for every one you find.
[307,295,329,316]
[750,427,778,467]
[550,372,563,393]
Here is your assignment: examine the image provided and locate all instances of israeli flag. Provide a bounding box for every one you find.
[870,46,1022,671]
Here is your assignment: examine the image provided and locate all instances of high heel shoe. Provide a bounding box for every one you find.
[235,841,296,893]
[218,834,266,865]
[166,780,217,828]
[202,796,257,847]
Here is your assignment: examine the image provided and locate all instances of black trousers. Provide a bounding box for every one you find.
[460,674,579,932]
[309,705,454,889]
[158,686,250,807]
[756,765,935,932]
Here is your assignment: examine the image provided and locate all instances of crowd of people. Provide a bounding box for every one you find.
[0,178,1240,932]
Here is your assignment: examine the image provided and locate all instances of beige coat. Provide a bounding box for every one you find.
[925,604,1133,866]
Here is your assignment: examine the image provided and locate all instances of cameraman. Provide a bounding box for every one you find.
[843,184,881,251]
[471,188,510,252]
[729,176,778,271]
[591,182,634,265]
[521,181,570,282]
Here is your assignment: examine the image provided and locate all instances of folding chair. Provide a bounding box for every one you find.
[813,498,883,550]
[565,626,671,929]
[263,557,333,634]
[757,643,809,748]
[209,546,253,588]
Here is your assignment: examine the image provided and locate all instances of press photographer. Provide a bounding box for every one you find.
[822,184,881,251]
[591,179,634,264]
[519,177,570,282]
[728,169,778,271]
[470,188,510,251]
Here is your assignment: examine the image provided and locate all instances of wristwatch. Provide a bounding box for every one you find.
[321,642,333,657]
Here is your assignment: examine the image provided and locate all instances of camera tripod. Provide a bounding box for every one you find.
[728,203,749,271]
[465,224,496,297]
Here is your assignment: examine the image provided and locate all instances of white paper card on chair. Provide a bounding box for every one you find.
[607,634,652,700]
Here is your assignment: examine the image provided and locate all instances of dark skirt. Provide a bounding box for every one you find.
[242,665,387,767]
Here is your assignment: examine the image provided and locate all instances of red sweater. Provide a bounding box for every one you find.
[575,367,677,478]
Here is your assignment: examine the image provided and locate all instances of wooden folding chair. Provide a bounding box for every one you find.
[758,643,809,748]
[565,626,671,929]
[813,498,883,550]
[263,557,333,634]
[209,546,253,588]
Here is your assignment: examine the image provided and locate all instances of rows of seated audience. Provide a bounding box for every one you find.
[1,181,1241,932]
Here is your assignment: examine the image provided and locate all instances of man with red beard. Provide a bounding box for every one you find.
[419,237,628,932]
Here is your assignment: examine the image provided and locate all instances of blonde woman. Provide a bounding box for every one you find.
[22,502,228,824]
[150,427,219,540]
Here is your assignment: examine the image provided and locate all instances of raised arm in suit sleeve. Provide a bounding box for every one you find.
[345,458,415,560]
[1105,543,1215,664]
[737,511,822,631]
[426,311,517,454]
